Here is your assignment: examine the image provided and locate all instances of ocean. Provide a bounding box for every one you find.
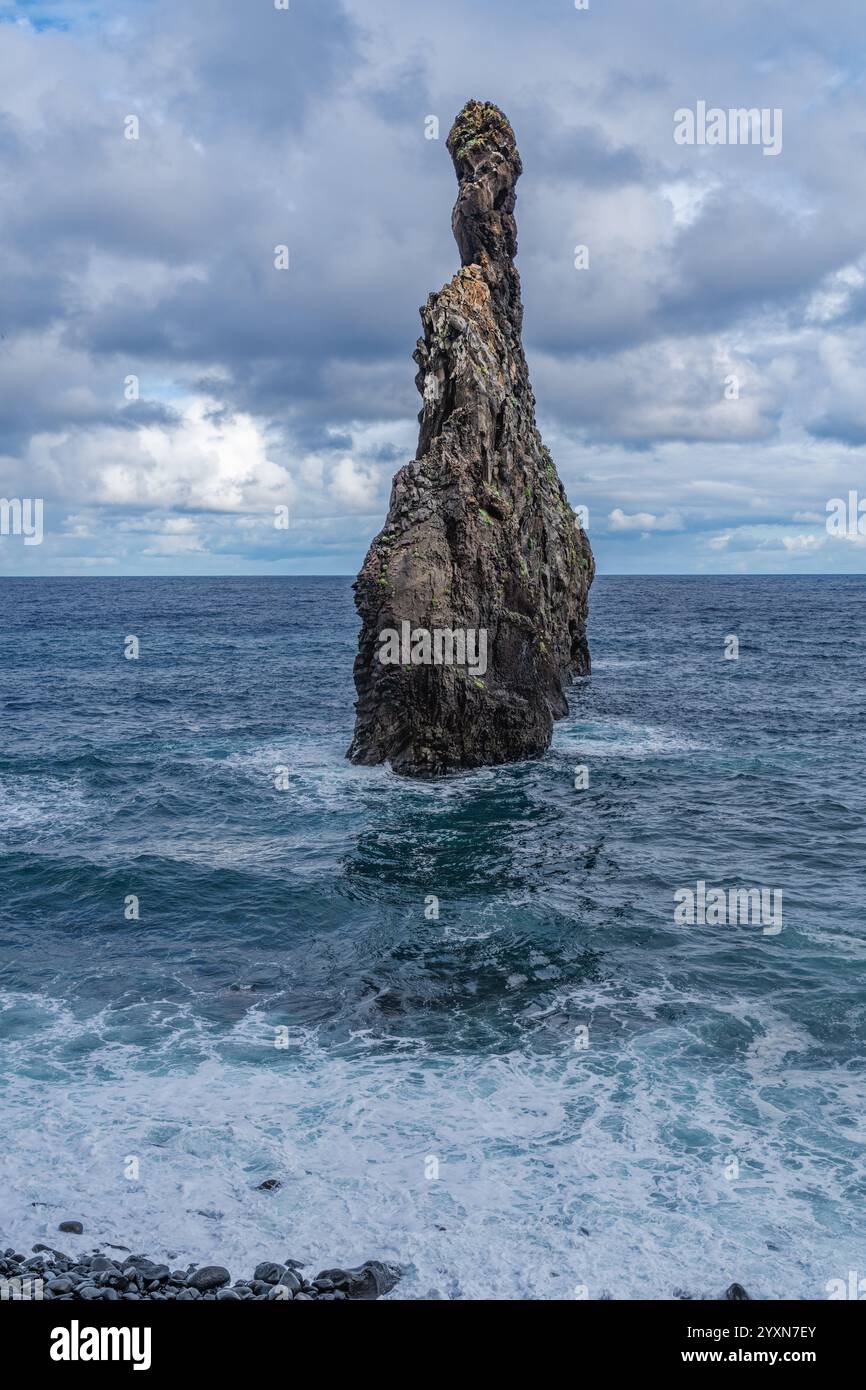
[1,575,864,1299]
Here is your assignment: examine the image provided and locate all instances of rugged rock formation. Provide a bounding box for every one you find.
[348,100,594,776]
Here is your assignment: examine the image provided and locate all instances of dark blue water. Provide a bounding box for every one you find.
[1,576,864,1298]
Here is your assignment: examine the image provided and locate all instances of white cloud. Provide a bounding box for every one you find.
[329,455,382,510]
[781,532,827,552]
[609,508,683,531]
[805,259,866,324]
[19,397,297,513]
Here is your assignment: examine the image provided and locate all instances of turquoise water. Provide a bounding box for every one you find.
[0,576,864,1298]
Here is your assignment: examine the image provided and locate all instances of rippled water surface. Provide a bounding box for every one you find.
[1,576,864,1298]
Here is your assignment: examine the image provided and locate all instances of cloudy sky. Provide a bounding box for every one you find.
[1,0,865,575]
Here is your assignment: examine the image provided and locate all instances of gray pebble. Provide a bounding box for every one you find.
[188,1265,231,1292]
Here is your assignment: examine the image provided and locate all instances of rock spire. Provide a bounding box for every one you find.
[348,100,594,776]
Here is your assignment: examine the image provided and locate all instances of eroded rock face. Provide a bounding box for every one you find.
[348,100,594,777]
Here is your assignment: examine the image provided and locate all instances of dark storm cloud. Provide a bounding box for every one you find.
[520,116,648,189]
[807,413,866,447]
[656,192,864,335]
[159,0,359,136]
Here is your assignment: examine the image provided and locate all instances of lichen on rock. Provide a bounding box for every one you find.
[347,100,594,777]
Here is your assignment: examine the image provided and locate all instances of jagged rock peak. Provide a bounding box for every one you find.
[447,101,523,328]
[347,100,594,777]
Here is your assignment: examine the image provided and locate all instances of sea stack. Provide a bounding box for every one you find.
[348,100,594,776]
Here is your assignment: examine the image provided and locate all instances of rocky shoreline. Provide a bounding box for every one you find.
[2,1241,401,1301]
[2,1241,758,1301]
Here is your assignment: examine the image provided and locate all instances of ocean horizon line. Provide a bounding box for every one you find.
[0,571,862,582]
